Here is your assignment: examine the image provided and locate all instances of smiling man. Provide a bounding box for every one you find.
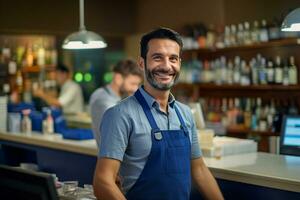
[93,28,224,200]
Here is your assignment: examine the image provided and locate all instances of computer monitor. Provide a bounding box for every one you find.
[0,165,59,200]
[280,115,300,156]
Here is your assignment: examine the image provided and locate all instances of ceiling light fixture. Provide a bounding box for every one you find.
[62,0,107,49]
[281,8,300,32]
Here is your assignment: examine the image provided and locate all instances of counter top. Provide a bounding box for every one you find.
[1,131,300,193]
[64,114,92,129]
[205,152,300,193]
[0,131,98,156]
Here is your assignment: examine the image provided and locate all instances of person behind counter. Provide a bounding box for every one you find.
[89,59,143,147]
[33,64,84,114]
[93,28,224,200]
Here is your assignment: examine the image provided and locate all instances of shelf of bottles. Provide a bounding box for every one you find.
[178,53,300,97]
[181,19,300,51]
[0,35,58,103]
[199,96,298,152]
[176,19,300,152]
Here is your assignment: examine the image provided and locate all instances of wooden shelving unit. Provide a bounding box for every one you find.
[175,38,300,152]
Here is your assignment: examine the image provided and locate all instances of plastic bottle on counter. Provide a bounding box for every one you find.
[43,108,54,134]
[21,109,32,134]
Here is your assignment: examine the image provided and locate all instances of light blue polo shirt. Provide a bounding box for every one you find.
[99,86,202,193]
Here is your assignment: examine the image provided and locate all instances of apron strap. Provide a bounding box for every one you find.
[174,104,188,134]
[134,90,160,131]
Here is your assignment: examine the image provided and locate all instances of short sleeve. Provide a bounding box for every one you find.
[58,86,77,107]
[90,96,116,146]
[98,106,131,161]
[188,109,202,159]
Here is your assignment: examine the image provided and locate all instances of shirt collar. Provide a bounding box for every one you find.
[138,86,176,109]
[106,85,121,101]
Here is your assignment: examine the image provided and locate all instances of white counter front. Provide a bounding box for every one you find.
[0,131,300,193]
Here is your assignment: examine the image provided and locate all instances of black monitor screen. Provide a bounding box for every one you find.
[280,115,300,156]
[0,165,59,200]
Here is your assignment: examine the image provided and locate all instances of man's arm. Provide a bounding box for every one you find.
[191,157,224,200]
[33,88,61,107]
[93,158,126,200]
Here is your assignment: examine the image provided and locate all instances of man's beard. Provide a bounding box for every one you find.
[119,85,130,98]
[145,63,179,91]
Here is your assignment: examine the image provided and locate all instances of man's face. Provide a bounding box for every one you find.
[55,71,68,86]
[143,39,181,91]
[120,74,142,97]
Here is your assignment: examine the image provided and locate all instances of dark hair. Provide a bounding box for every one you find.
[140,27,183,60]
[113,59,143,78]
[56,64,70,73]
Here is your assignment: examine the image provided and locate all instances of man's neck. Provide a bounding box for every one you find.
[60,79,70,87]
[144,84,170,113]
[109,82,121,97]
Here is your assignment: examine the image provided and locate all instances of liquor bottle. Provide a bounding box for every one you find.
[258,57,267,85]
[25,44,34,67]
[221,98,228,127]
[233,56,241,84]
[266,60,275,84]
[224,26,231,47]
[250,58,258,85]
[230,24,237,46]
[274,56,283,85]
[244,98,252,129]
[234,98,244,125]
[237,23,244,45]
[8,54,17,75]
[240,60,250,85]
[244,21,252,45]
[251,99,258,130]
[251,20,260,43]
[268,18,281,40]
[214,59,222,85]
[288,56,298,85]
[282,59,290,86]
[267,99,276,131]
[15,69,23,93]
[220,56,227,84]
[37,45,46,66]
[227,60,234,84]
[259,19,269,42]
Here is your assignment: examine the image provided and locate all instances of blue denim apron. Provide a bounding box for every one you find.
[126,90,191,200]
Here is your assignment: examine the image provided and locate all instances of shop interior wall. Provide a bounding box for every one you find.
[1,0,300,56]
[0,0,138,51]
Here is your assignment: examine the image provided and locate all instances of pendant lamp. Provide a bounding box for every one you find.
[281,8,300,32]
[62,0,107,49]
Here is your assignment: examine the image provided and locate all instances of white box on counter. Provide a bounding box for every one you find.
[198,129,258,158]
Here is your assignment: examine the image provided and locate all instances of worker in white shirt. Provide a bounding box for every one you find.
[33,64,84,114]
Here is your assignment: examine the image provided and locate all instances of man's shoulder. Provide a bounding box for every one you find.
[174,101,193,120]
[68,80,81,88]
[105,95,137,112]
[90,87,105,99]
[89,87,110,104]
[116,95,138,110]
[175,101,191,112]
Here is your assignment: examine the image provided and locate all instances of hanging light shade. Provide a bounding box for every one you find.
[62,0,107,49]
[281,8,300,32]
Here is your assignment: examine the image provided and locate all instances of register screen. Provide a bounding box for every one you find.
[283,118,300,146]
